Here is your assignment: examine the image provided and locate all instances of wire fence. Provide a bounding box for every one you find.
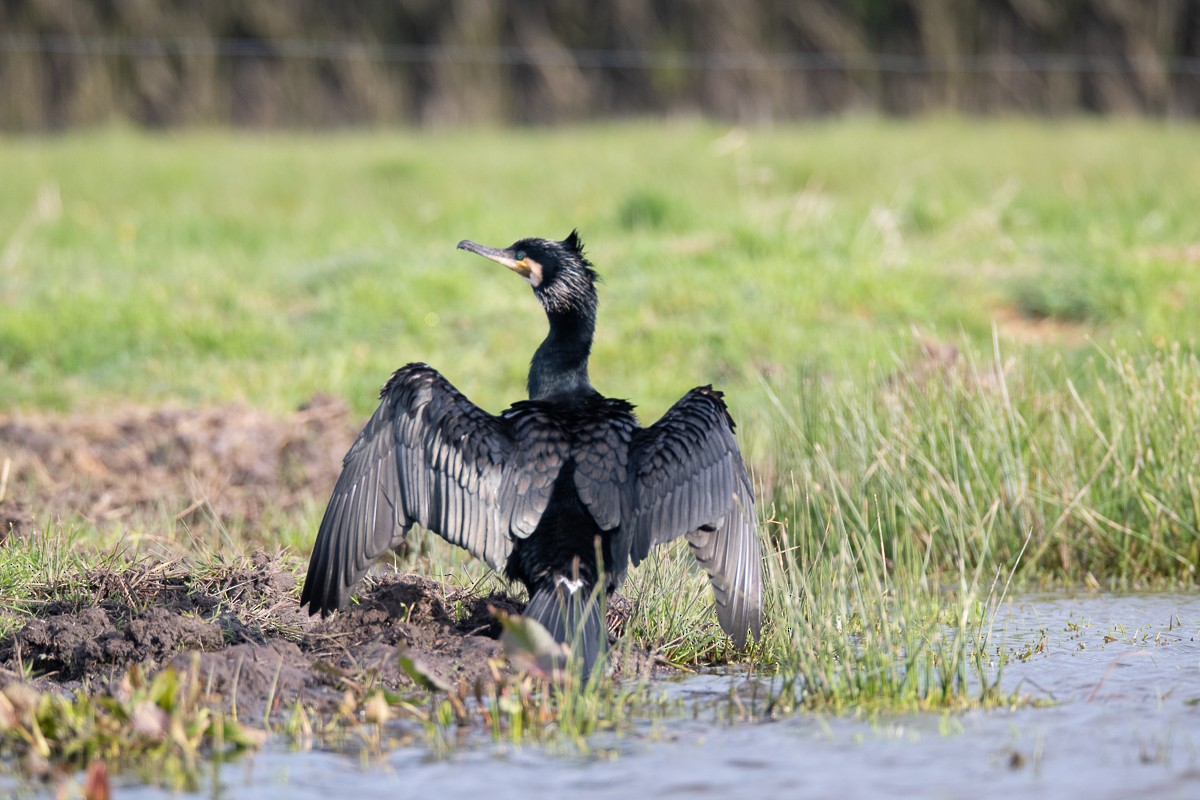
[2,28,1198,128]
[4,34,1200,76]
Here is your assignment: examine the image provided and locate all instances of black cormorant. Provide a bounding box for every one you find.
[301,231,762,671]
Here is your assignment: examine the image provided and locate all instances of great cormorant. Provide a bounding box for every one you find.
[301,231,762,671]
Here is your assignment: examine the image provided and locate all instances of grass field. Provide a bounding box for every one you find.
[3,119,1198,417]
[2,119,1199,778]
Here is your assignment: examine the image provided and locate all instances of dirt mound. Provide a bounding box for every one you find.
[0,395,356,534]
[0,401,650,719]
[12,606,226,681]
[0,555,518,716]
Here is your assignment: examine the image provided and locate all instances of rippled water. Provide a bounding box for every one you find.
[48,594,1200,799]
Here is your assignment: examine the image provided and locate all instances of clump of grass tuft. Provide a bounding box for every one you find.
[765,338,1200,588]
[616,188,676,230]
[623,540,751,667]
[0,661,265,791]
[1008,260,1134,324]
[427,667,673,753]
[761,504,1009,713]
[748,337,1200,711]
[328,643,676,757]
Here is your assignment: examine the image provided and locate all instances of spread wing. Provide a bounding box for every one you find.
[301,363,567,616]
[624,386,762,646]
[571,399,638,533]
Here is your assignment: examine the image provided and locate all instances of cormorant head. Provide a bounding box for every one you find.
[458,230,598,319]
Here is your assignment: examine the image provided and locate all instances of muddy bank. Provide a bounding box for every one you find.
[0,395,357,536]
[0,553,521,717]
[0,400,651,720]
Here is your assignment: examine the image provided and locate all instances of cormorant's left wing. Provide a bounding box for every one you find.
[624,387,762,647]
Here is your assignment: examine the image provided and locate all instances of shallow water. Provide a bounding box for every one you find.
[37,593,1200,799]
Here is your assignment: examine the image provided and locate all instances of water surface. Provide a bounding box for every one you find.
[93,594,1200,798]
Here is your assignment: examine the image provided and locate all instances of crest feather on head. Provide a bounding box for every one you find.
[563,230,589,265]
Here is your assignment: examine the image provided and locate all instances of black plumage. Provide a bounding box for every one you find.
[301,231,762,670]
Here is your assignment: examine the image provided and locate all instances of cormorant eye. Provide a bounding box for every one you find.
[515,250,527,261]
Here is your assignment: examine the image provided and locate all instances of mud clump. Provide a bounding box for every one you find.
[169,641,313,711]
[0,555,518,718]
[12,606,225,681]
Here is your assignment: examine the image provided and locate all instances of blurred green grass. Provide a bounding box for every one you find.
[2,119,1197,425]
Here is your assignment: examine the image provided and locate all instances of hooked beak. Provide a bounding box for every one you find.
[457,240,531,279]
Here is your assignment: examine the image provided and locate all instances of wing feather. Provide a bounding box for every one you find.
[572,399,637,534]
[624,386,763,646]
[500,403,568,537]
[301,363,566,616]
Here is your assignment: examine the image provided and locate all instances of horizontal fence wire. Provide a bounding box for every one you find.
[3,34,1200,77]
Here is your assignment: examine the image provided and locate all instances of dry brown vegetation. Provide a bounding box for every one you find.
[2,0,1198,129]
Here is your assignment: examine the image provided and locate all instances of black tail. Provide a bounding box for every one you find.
[523,582,607,678]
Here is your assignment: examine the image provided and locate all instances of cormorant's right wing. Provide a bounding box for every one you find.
[624,386,762,647]
[301,363,567,616]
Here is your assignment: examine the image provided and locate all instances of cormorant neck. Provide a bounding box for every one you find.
[528,309,595,401]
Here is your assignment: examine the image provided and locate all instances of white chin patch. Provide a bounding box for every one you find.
[554,574,585,594]
[526,258,543,288]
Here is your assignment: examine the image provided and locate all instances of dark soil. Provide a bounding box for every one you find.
[0,553,521,717]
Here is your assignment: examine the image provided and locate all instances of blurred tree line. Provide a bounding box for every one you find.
[1,0,1198,129]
